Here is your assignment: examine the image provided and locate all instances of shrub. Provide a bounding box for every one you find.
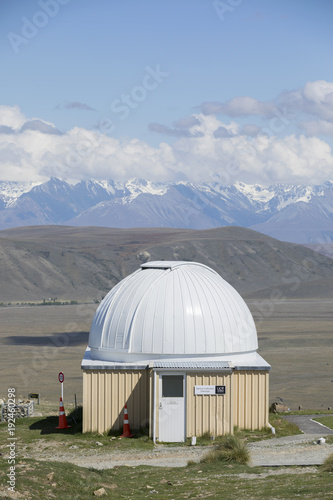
[321,453,333,472]
[187,460,197,466]
[201,435,250,465]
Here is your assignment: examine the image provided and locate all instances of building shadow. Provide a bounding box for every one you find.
[29,407,82,435]
[3,332,89,347]
[103,375,150,435]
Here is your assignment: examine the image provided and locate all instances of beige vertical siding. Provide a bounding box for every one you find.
[233,371,269,430]
[82,370,149,434]
[83,368,269,436]
[186,373,233,437]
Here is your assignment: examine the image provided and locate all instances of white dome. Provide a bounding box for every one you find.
[89,261,258,362]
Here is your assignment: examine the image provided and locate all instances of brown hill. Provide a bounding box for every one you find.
[0,225,332,302]
[304,243,333,259]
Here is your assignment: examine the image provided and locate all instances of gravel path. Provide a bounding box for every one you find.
[21,433,333,469]
[247,415,333,467]
[71,445,207,469]
[248,434,333,466]
[16,415,332,469]
[23,443,209,469]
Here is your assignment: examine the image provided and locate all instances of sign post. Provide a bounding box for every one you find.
[58,372,64,400]
[56,371,71,430]
[28,393,40,404]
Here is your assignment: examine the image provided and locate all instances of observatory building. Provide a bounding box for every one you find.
[82,261,270,441]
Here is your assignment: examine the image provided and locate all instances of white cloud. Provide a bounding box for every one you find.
[173,116,201,129]
[0,125,15,134]
[0,105,26,130]
[277,80,333,121]
[149,115,203,137]
[20,119,63,135]
[0,105,332,185]
[201,96,276,118]
[299,119,333,136]
[221,96,276,118]
[0,107,177,183]
[240,124,262,137]
[200,80,333,124]
[303,80,333,104]
[168,117,332,184]
[56,101,96,111]
[148,122,203,138]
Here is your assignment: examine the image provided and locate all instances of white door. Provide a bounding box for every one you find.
[158,374,185,442]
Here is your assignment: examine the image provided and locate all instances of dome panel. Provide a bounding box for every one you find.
[89,261,258,362]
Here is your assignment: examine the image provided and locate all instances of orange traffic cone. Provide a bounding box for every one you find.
[120,404,134,437]
[56,397,71,429]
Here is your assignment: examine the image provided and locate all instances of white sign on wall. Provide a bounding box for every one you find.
[195,385,215,395]
[194,385,226,395]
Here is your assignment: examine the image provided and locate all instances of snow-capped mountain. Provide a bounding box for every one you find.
[0,180,41,209]
[0,177,332,244]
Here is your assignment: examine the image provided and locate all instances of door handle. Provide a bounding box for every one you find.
[159,402,163,409]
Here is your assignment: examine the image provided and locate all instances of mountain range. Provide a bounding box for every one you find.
[1,225,332,302]
[0,178,333,244]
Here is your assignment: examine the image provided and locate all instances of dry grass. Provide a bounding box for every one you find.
[200,435,250,465]
[313,416,333,429]
[321,453,333,472]
[2,457,333,499]
[249,298,333,409]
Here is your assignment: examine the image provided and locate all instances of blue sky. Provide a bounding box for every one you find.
[1,0,333,184]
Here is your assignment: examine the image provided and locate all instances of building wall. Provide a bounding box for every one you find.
[82,369,150,434]
[82,368,269,436]
[186,372,233,437]
[232,370,269,430]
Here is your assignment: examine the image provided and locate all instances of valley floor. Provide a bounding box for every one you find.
[1,300,333,409]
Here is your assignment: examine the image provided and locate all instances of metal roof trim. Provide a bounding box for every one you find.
[150,361,232,370]
[81,349,149,370]
[234,365,271,371]
[81,363,148,370]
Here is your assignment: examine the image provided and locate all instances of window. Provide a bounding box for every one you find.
[162,375,183,397]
